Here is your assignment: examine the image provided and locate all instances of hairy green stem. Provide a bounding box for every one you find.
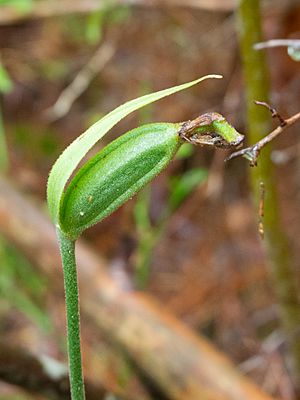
[57,229,85,400]
[237,0,300,386]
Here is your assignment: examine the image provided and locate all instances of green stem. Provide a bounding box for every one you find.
[57,229,85,400]
[237,0,300,387]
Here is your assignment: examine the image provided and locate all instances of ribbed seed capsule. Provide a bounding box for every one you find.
[59,123,181,239]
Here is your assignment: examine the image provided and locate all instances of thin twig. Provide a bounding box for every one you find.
[45,42,116,122]
[254,39,300,50]
[254,101,286,126]
[226,110,300,166]
[258,181,265,239]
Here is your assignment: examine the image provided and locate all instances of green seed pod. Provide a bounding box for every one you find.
[59,122,181,239]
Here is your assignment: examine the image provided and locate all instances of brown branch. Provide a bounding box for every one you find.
[253,101,286,126]
[0,175,275,400]
[0,0,236,25]
[0,341,104,400]
[226,110,300,166]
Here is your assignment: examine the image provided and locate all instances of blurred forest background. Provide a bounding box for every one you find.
[0,0,300,399]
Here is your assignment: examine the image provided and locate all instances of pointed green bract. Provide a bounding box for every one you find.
[47,74,222,224]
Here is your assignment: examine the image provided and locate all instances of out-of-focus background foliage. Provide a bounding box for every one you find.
[0,0,300,399]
